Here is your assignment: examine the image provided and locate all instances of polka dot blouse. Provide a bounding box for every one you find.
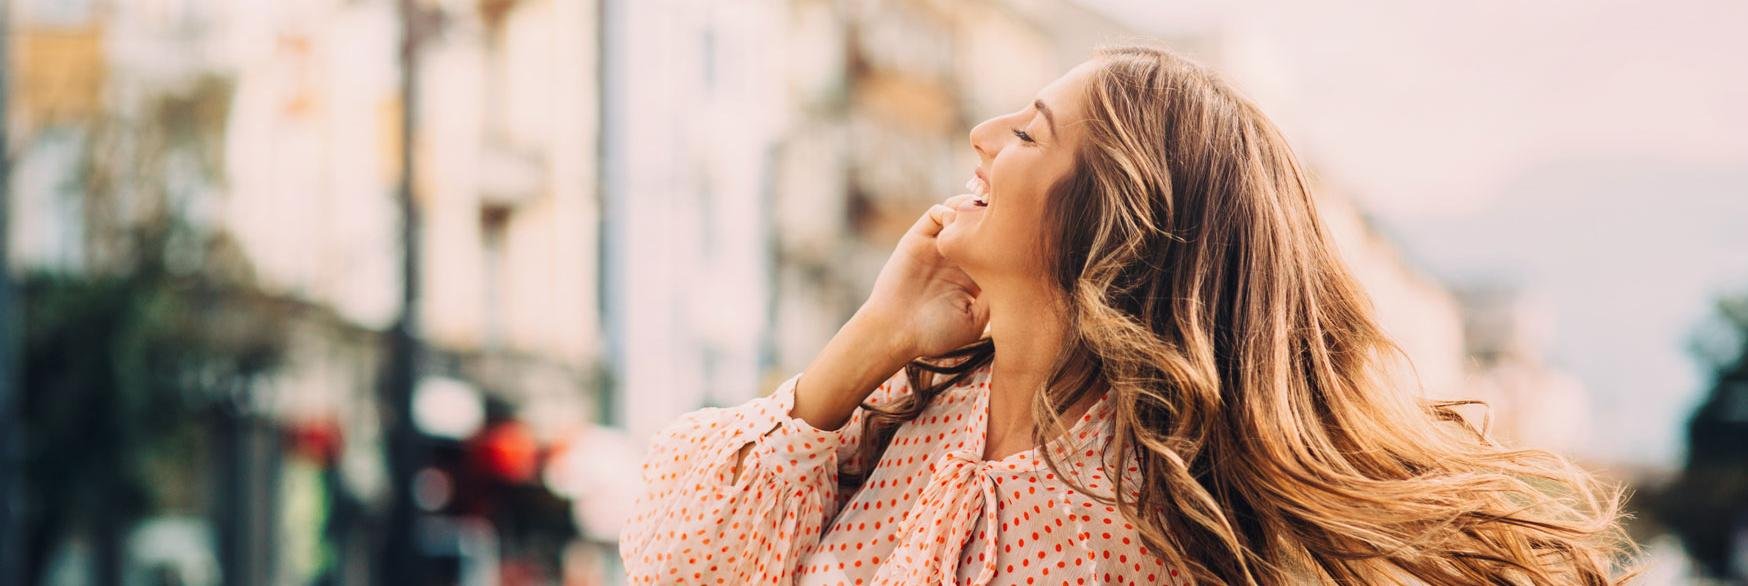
[621,362,1188,585]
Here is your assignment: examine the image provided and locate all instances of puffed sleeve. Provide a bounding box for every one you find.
[619,368,910,584]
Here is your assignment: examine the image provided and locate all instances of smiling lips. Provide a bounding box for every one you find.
[965,175,990,207]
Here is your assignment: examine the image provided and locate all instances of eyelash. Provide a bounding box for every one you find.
[1011,128,1036,143]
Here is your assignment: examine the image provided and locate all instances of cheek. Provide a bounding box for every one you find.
[990,149,1064,210]
[988,168,1060,270]
[947,151,1065,269]
[941,197,1044,268]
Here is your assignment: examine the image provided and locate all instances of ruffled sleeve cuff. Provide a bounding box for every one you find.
[720,371,859,487]
[621,371,856,583]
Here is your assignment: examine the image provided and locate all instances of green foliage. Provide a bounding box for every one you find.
[14,71,282,585]
[17,222,289,581]
[1659,291,1748,580]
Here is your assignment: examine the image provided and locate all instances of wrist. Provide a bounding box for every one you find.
[844,310,916,370]
[790,312,915,431]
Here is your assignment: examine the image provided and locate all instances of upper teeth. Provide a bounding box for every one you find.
[965,176,989,200]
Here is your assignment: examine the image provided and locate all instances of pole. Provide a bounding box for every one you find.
[0,0,22,581]
[378,0,425,582]
[595,0,620,428]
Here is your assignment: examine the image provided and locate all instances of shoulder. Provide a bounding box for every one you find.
[860,362,989,407]
[899,363,991,421]
[863,366,913,410]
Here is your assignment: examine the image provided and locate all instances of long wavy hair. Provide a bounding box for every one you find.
[847,44,1642,584]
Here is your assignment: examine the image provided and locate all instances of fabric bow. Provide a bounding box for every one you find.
[877,450,1001,585]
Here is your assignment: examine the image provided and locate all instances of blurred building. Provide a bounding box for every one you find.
[597,0,786,443]
[1457,285,1593,454]
[1305,188,1465,396]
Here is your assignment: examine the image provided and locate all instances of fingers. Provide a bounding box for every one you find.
[915,204,954,237]
[914,194,978,237]
[942,193,978,208]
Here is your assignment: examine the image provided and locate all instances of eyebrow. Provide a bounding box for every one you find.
[1034,99,1058,137]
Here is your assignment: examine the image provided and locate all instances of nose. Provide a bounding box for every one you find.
[968,116,1000,163]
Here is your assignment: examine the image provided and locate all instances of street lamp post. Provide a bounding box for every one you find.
[379,0,427,582]
[0,0,21,582]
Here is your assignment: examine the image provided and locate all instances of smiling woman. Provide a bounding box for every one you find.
[620,43,1642,585]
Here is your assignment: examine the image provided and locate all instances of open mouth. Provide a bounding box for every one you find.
[965,176,990,207]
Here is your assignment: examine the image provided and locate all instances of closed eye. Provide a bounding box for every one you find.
[1011,128,1036,143]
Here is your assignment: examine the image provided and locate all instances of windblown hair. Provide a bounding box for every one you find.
[849,44,1642,584]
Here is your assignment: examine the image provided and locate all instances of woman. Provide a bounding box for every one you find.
[621,45,1640,585]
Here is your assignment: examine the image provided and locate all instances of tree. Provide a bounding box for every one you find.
[1661,291,1748,580]
[18,226,286,585]
[15,75,289,586]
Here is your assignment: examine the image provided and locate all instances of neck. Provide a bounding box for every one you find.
[982,281,1072,458]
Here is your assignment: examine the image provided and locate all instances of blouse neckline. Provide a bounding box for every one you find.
[955,362,1115,474]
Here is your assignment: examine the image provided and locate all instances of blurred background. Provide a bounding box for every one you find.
[1,0,1745,584]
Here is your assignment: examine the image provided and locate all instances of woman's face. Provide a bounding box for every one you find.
[937,59,1099,287]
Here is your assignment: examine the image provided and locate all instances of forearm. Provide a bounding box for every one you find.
[790,312,913,431]
[723,313,910,483]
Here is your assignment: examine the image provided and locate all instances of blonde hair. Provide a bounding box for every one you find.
[851,44,1642,584]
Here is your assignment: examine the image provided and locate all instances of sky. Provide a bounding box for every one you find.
[1088,0,1748,467]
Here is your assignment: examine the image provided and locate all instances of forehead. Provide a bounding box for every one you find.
[1035,59,1102,133]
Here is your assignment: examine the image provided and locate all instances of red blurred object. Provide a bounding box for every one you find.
[286,418,343,465]
[471,421,540,484]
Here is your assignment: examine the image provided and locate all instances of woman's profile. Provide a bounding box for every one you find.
[619,44,1641,585]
